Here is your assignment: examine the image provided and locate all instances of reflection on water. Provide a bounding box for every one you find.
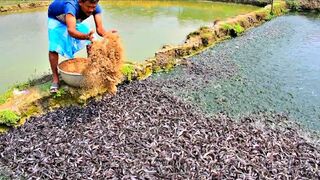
[0,0,258,93]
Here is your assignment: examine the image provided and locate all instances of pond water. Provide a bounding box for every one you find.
[155,14,320,131]
[0,0,258,93]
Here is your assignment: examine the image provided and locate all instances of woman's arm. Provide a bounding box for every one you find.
[66,14,94,40]
[93,13,107,37]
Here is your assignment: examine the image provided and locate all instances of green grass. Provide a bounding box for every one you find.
[52,87,66,99]
[0,82,31,105]
[37,81,51,92]
[285,0,301,11]
[222,23,245,36]
[233,24,244,34]
[0,110,20,126]
[121,64,135,81]
[0,89,13,105]
[0,125,9,134]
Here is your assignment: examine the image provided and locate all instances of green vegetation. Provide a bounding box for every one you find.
[0,89,13,105]
[186,31,200,39]
[0,110,20,126]
[121,64,135,81]
[253,1,288,21]
[163,59,176,72]
[198,26,214,46]
[37,81,51,92]
[265,12,276,20]
[52,87,66,99]
[271,1,289,15]
[199,26,210,31]
[222,23,233,31]
[200,33,213,46]
[188,26,212,40]
[233,24,245,34]
[0,125,9,133]
[0,82,31,105]
[222,23,245,36]
[286,0,301,11]
[137,67,153,80]
[13,82,30,90]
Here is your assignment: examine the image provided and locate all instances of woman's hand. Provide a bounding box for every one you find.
[86,30,95,42]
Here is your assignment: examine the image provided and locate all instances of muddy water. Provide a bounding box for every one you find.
[0,0,258,93]
[154,14,320,131]
[0,11,48,93]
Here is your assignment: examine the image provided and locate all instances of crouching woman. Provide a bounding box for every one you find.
[48,0,107,93]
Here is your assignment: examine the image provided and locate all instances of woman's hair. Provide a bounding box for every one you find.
[80,0,100,3]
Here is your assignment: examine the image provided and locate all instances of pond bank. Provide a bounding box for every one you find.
[0,1,49,13]
[211,0,269,6]
[213,0,320,11]
[286,0,320,11]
